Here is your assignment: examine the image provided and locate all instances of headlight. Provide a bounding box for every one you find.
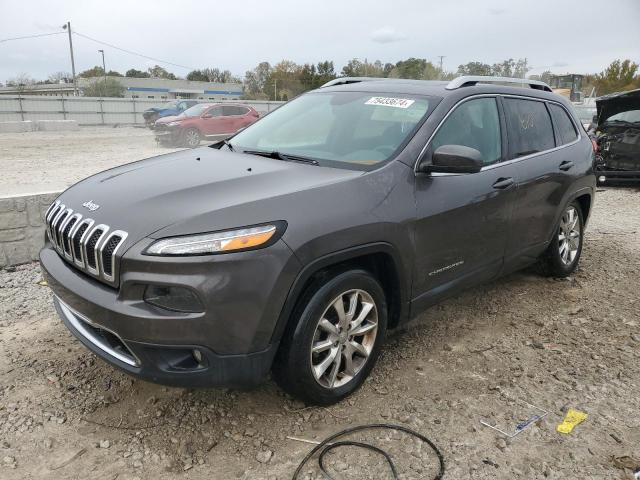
[144,224,281,256]
[166,121,181,127]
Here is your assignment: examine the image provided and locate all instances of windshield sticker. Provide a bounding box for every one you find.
[365,97,415,109]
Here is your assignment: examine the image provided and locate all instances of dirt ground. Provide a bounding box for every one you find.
[0,186,639,480]
[0,127,182,196]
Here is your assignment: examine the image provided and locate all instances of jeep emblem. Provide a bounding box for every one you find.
[82,200,100,211]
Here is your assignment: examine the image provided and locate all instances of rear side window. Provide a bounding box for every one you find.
[503,98,555,158]
[549,103,578,145]
[431,97,502,165]
[222,106,248,116]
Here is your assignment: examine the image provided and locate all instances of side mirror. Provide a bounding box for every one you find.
[592,115,598,123]
[418,145,483,174]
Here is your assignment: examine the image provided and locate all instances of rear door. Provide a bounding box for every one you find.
[412,96,517,308]
[503,97,577,265]
[221,106,247,132]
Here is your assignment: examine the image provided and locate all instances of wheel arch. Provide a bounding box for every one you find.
[574,192,593,226]
[270,243,410,347]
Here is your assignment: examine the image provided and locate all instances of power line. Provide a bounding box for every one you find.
[72,31,196,71]
[0,31,66,43]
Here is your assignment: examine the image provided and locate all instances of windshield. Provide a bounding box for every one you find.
[230,91,432,168]
[180,104,210,117]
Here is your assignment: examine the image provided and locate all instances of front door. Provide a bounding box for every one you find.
[201,106,225,136]
[412,97,517,309]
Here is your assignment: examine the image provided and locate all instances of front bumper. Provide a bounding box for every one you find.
[40,239,301,388]
[596,169,640,184]
[154,128,181,144]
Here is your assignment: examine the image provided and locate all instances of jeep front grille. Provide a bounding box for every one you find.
[45,201,128,285]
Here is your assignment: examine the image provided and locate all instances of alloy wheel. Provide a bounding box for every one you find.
[310,289,378,389]
[558,205,581,265]
[185,129,200,147]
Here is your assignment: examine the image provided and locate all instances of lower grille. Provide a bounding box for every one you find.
[56,296,139,367]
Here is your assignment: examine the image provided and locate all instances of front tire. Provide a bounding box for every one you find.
[539,201,584,277]
[273,270,387,405]
[182,127,201,148]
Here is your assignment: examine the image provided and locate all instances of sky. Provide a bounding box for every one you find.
[1,0,639,84]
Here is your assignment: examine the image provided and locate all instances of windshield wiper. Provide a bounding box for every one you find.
[242,149,319,165]
[210,139,235,151]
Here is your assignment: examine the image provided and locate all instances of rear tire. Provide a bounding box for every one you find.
[273,270,387,405]
[182,128,201,148]
[538,201,584,277]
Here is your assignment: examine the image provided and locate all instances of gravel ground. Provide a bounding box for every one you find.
[0,127,182,196]
[0,187,639,480]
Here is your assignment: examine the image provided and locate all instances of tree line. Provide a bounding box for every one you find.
[4,58,639,98]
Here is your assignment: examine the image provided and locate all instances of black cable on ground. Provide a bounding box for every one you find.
[292,423,445,480]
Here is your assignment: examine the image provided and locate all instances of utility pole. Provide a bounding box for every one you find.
[437,56,445,79]
[62,22,78,96]
[98,49,106,96]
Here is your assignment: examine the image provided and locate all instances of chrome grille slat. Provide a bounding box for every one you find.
[49,204,67,247]
[44,201,128,286]
[72,219,93,267]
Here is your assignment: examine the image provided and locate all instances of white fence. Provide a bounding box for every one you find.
[0,96,284,125]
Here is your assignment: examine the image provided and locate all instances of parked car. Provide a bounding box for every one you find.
[40,76,595,405]
[154,103,260,148]
[142,100,198,128]
[593,88,640,184]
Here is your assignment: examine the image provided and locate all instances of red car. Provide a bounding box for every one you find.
[154,103,260,148]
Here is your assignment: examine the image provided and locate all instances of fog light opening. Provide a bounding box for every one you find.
[143,284,204,313]
[598,175,606,183]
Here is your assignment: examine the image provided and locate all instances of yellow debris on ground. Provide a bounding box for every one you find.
[557,408,588,434]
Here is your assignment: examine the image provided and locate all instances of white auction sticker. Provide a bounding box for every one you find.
[365,97,415,108]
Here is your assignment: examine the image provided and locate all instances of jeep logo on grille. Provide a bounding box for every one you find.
[82,200,100,211]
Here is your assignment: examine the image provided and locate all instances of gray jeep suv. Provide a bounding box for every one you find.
[40,76,596,405]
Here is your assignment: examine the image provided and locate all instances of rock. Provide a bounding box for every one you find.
[99,440,110,449]
[133,460,143,468]
[3,456,16,464]
[496,439,507,451]
[256,450,273,464]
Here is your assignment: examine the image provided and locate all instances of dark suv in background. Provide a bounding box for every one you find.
[40,76,595,405]
[593,88,640,184]
[142,100,198,128]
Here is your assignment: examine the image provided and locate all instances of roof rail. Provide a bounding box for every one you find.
[446,76,553,92]
[319,77,386,88]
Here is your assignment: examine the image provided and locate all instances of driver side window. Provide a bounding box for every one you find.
[431,98,502,165]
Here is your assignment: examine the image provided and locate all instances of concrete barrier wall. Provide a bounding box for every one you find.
[0,192,60,268]
[0,96,284,126]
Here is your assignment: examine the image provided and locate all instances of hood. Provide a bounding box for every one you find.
[596,88,640,123]
[55,148,362,248]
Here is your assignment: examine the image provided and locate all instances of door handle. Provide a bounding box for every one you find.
[559,160,574,171]
[492,177,514,189]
